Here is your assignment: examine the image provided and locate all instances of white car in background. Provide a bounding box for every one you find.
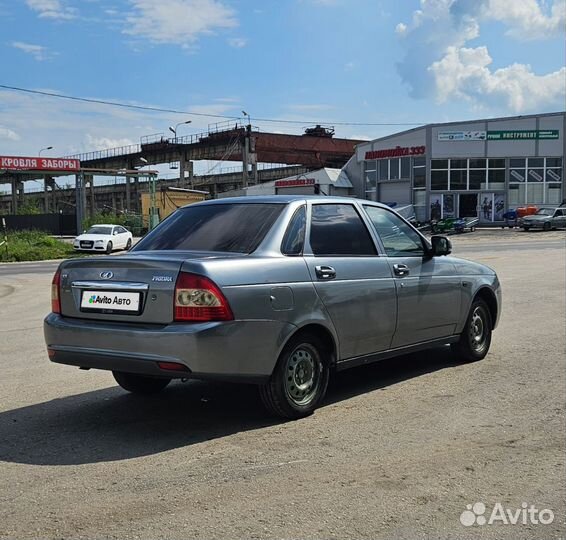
[74,224,133,254]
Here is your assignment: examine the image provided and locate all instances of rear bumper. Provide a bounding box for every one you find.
[44,313,296,383]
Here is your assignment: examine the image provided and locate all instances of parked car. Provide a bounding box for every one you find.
[73,224,133,254]
[520,207,566,231]
[45,197,501,419]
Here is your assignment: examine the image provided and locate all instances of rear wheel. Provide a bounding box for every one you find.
[522,226,530,231]
[260,333,329,419]
[543,222,551,231]
[106,241,113,254]
[125,238,132,250]
[451,298,492,363]
[113,371,171,394]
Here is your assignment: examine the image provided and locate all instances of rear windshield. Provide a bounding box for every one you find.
[133,203,284,253]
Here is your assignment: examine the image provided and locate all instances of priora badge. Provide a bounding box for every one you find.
[100,271,114,279]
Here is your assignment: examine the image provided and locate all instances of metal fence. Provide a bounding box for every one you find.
[3,213,77,235]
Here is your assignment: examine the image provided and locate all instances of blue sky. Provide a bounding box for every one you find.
[0,0,564,167]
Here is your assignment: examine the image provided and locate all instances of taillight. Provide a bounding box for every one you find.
[51,269,61,314]
[174,272,233,322]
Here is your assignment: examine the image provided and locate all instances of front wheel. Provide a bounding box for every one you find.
[543,222,551,231]
[260,333,330,419]
[106,241,113,254]
[125,238,132,250]
[522,226,530,231]
[113,371,171,394]
[451,298,492,362]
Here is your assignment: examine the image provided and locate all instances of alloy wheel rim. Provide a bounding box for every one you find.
[284,346,321,406]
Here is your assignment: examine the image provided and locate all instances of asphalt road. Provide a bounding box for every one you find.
[0,230,564,539]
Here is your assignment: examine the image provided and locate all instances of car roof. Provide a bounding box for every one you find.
[182,195,392,209]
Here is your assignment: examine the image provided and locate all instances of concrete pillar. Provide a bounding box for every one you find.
[75,173,85,234]
[43,176,50,213]
[242,138,249,188]
[188,160,194,189]
[251,160,258,185]
[125,175,131,212]
[111,191,117,213]
[179,154,186,188]
[11,177,18,214]
[84,175,95,218]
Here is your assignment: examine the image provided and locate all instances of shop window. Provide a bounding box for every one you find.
[413,156,426,167]
[431,159,448,169]
[365,170,377,191]
[510,168,526,182]
[508,184,525,205]
[546,184,562,204]
[450,169,467,190]
[431,170,448,190]
[489,158,505,168]
[510,158,526,168]
[488,169,505,190]
[469,169,486,190]
[378,159,388,181]
[401,157,410,179]
[412,189,426,222]
[546,168,562,182]
[469,159,486,169]
[526,183,544,204]
[546,157,562,168]
[450,159,467,169]
[365,160,377,172]
[527,169,544,182]
[528,158,544,168]
[413,167,426,188]
[390,159,400,180]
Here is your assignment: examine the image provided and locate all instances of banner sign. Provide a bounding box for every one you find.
[365,145,425,160]
[487,130,559,140]
[438,131,486,141]
[275,178,316,188]
[0,156,81,171]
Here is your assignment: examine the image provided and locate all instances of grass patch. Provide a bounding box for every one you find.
[0,230,77,262]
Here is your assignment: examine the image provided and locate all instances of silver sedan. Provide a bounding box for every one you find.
[45,196,501,419]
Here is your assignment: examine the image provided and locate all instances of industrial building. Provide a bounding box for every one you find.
[343,111,565,223]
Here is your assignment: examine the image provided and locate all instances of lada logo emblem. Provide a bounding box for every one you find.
[100,271,114,279]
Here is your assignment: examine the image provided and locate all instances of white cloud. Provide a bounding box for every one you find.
[25,0,77,20]
[430,45,566,113]
[482,0,566,39]
[124,0,237,48]
[11,41,55,61]
[227,37,247,48]
[0,125,20,141]
[396,0,566,112]
[84,134,136,150]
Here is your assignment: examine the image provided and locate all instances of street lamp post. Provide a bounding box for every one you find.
[168,120,192,140]
[39,146,53,156]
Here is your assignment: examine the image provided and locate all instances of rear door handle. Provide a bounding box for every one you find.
[315,265,336,280]
[393,264,410,277]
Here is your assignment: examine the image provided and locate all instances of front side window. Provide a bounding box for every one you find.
[133,203,284,253]
[281,206,306,256]
[363,206,425,257]
[309,204,376,256]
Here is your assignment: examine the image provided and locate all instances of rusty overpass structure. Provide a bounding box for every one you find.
[1,122,361,228]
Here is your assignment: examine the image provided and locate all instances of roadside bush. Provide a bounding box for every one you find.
[0,230,76,262]
[83,212,146,236]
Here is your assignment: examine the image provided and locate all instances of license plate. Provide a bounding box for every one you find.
[81,290,141,312]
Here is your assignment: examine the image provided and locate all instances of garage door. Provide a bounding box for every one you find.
[378,181,410,206]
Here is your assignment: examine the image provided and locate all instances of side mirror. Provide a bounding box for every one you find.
[431,235,452,256]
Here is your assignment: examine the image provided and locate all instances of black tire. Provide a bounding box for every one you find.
[106,241,113,254]
[451,298,492,363]
[523,226,530,231]
[113,371,171,394]
[260,333,330,419]
[543,222,551,231]
[125,238,132,250]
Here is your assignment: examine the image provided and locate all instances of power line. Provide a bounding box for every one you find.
[0,83,427,128]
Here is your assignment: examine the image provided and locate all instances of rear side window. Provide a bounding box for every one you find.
[281,206,306,256]
[133,203,284,253]
[309,204,376,256]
